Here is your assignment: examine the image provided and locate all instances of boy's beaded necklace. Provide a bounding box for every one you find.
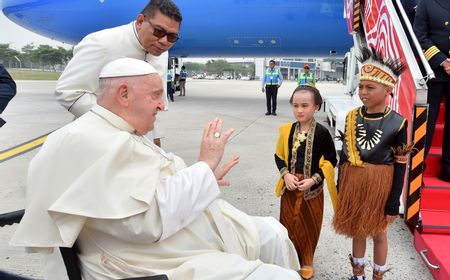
[357,106,388,151]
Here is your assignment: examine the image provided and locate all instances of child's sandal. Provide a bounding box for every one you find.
[349,254,366,277]
[372,268,391,280]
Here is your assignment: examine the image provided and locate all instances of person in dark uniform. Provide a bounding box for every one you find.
[262,59,283,116]
[178,65,187,96]
[167,66,174,102]
[401,0,418,24]
[0,64,17,127]
[414,0,450,182]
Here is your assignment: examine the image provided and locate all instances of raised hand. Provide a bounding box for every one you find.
[199,117,234,172]
[443,59,450,75]
[215,155,240,186]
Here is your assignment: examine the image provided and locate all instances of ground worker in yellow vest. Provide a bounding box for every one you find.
[262,59,283,116]
[298,64,316,86]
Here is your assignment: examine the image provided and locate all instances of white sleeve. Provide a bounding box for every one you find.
[55,33,108,117]
[156,161,220,240]
[85,199,164,244]
[82,161,219,243]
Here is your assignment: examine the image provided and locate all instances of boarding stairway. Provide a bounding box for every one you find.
[414,102,450,279]
[420,102,449,235]
[340,0,450,278]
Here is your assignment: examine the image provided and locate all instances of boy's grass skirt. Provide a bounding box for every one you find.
[333,162,394,238]
[280,174,324,266]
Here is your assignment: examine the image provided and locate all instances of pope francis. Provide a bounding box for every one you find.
[11,58,301,280]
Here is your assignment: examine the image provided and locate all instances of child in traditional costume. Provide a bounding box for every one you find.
[274,85,337,279]
[333,47,408,280]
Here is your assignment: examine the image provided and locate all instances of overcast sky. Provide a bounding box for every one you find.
[0,11,255,64]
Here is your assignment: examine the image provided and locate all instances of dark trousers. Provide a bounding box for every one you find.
[265,85,278,113]
[167,82,174,102]
[424,81,450,176]
[179,80,186,96]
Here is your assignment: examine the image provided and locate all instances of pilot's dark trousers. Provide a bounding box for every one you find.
[424,81,450,181]
[265,85,278,113]
[167,82,174,102]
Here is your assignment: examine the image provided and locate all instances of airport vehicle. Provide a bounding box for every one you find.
[1,0,449,279]
[169,57,182,91]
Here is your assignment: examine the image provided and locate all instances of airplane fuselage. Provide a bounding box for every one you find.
[1,0,352,57]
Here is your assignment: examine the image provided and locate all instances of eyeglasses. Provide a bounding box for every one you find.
[145,17,179,43]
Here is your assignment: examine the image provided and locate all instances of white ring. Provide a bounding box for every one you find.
[214,132,221,138]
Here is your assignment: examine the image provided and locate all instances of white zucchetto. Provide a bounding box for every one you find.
[99,57,158,78]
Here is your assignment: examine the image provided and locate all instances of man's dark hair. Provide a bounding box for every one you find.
[142,0,183,23]
[289,85,323,110]
[269,59,276,64]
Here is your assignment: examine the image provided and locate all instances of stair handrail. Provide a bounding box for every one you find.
[394,0,435,84]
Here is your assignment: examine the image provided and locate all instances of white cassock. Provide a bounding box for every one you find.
[11,105,300,280]
[55,21,167,139]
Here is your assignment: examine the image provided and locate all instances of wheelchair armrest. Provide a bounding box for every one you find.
[60,246,168,280]
[0,211,168,280]
[0,209,25,227]
[0,270,34,279]
[123,276,168,280]
[122,276,168,280]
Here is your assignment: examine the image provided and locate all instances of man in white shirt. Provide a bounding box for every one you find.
[12,58,301,280]
[55,0,182,147]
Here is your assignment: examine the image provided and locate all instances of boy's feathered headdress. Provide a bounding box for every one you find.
[357,46,406,88]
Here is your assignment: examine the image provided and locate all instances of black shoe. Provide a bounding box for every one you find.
[272,112,277,116]
[438,170,450,182]
[265,112,271,115]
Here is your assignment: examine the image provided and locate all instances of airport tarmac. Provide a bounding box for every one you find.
[0,79,433,279]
